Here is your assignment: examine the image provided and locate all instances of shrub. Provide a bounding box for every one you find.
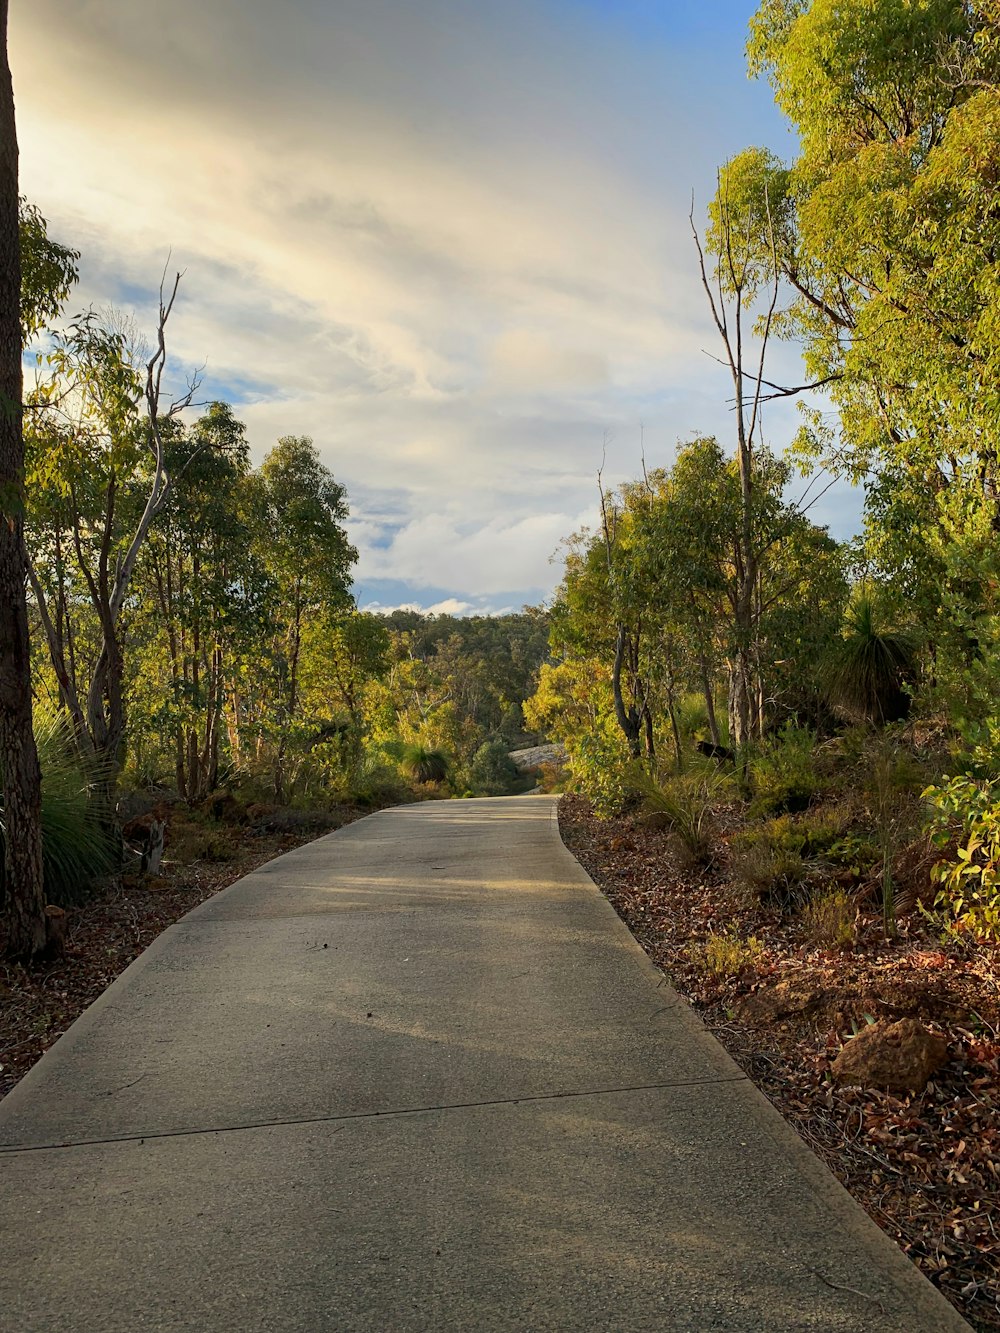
[749,723,822,815]
[469,739,521,796]
[730,838,808,907]
[638,769,717,868]
[825,587,916,726]
[0,711,117,909]
[567,726,641,818]
[400,746,450,785]
[351,752,410,807]
[924,773,1000,940]
[802,888,856,949]
[691,931,765,978]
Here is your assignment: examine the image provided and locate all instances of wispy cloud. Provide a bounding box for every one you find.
[13,0,858,610]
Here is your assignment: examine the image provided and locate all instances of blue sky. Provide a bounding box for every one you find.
[13,0,859,615]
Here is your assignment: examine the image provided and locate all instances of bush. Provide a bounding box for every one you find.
[691,931,765,978]
[638,769,717,868]
[0,711,117,908]
[400,746,450,786]
[749,722,822,815]
[730,837,808,907]
[469,739,521,796]
[730,805,877,909]
[924,773,1000,940]
[802,888,856,949]
[825,587,916,726]
[567,726,641,818]
[351,752,410,807]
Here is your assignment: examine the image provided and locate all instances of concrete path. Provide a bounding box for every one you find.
[0,797,967,1332]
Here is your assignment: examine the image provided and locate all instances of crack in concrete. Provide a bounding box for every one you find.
[0,1072,749,1156]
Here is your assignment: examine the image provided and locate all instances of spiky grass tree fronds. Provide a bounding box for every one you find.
[0,711,118,909]
[632,764,718,867]
[825,588,917,727]
[400,745,450,785]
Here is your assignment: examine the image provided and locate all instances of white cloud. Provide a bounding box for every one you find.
[11,0,855,608]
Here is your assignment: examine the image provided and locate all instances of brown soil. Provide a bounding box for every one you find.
[559,793,1000,1333]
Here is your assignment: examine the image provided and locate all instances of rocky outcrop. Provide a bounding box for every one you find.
[508,744,568,775]
[831,1017,949,1093]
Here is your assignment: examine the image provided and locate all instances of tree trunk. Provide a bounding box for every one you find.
[699,656,721,747]
[611,624,642,759]
[0,4,45,957]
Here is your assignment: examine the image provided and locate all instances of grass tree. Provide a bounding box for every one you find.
[826,587,917,726]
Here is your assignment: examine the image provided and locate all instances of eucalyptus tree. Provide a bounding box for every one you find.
[137,402,272,800]
[724,0,1000,714]
[255,435,357,798]
[692,150,793,748]
[26,277,199,796]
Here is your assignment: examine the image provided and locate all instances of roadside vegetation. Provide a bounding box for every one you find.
[531,4,1000,1327]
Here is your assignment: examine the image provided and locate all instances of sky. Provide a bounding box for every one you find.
[12,0,861,615]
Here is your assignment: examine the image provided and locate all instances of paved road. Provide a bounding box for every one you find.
[0,797,968,1332]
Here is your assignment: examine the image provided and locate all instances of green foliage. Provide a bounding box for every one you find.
[400,746,450,785]
[1,713,116,909]
[733,0,1000,743]
[729,805,860,905]
[825,586,916,725]
[637,767,718,867]
[749,723,821,814]
[691,931,766,978]
[345,752,410,809]
[532,436,848,784]
[469,740,520,797]
[925,773,1000,940]
[20,198,79,344]
[566,724,639,818]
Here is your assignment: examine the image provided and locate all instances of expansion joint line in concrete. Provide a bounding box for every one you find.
[0,1072,748,1156]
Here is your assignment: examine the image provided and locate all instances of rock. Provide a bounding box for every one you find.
[831,1017,948,1093]
[737,979,827,1025]
[507,744,568,775]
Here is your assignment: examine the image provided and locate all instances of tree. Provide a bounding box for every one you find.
[26,278,200,798]
[256,436,356,798]
[730,1,1000,718]
[826,586,917,726]
[693,155,786,749]
[137,402,271,800]
[20,198,78,345]
[0,0,45,956]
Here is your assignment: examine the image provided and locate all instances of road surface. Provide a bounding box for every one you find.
[0,796,968,1331]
